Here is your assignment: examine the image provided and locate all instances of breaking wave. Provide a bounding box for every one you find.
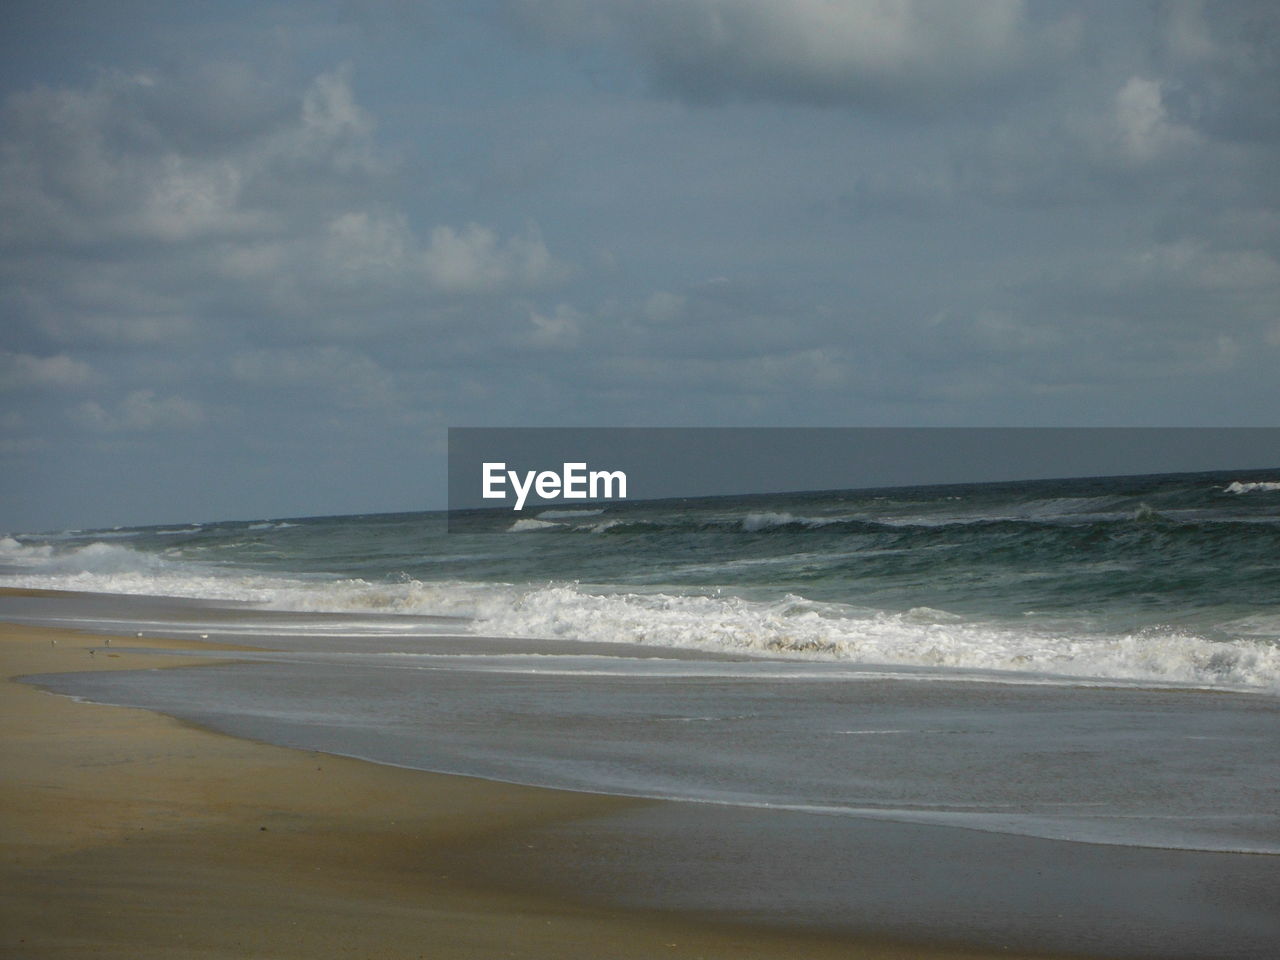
[1225,480,1280,494]
[5,468,1278,693]
[3,534,1276,690]
[469,583,1280,691]
[508,518,564,532]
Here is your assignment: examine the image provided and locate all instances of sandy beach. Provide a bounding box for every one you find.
[0,600,1071,960]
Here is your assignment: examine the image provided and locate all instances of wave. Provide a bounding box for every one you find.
[4,474,1277,692]
[508,518,564,532]
[1225,480,1280,494]
[5,531,1276,691]
[742,512,800,531]
[500,503,1280,542]
[3,544,1276,690]
[0,538,249,592]
[740,512,843,531]
[0,535,53,563]
[468,584,1280,691]
[0,537,500,617]
[588,519,628,534]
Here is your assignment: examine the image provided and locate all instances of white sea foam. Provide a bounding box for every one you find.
[0,536,53,562]
[0,539,498,618]
[468,584,1280,691]
[588,519,627,533]
[57,528,145,540]
[1225,480,1280,494]
[508,518,564,532]
[0,539,280,599]
[3,537,1278,691]
[742,512,798,531]
[741,512,841,531]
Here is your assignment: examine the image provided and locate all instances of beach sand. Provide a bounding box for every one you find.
[0,606,1066,960]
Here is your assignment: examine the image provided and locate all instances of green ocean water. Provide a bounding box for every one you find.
[4,468,1279,687]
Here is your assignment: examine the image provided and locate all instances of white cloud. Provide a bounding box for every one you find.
[298,66,377,166]
[70,390,205,432]
[312,211,569,296]
[1113,77,1196,164]
[1,62,571,358]
[0,352,94,390]
[422,223,564,294]
[510,0,1063,106]
[528,303,584,347]
[321,210,414,280]
[0,64,378,250]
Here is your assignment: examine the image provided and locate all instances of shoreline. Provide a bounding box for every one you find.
[0,603,1071,959]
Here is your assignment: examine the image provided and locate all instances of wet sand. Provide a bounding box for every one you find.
[0,606,1067,959]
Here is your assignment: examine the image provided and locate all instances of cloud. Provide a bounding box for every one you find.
[0,351,93,390]
[70,390,205,433]
[1156,0,1280,144]
[507,0,1069,108]
[642,290,687,325]
[1112,76,1197,164]
[5,3,1280,531]
[313,214,567,298]
[0,61,398,251]
[73,314,200,345]
[527,303,584,347]
[230,346,396,409]
[0,62,570,356]
[422,223,565,294]
[4,77,258,249]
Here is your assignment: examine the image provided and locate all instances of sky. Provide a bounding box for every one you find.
[2,1,1278,530]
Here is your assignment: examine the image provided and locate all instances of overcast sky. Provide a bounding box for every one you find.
[2,1,1278,530]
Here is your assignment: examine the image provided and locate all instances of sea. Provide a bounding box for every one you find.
[3,468,1279,870]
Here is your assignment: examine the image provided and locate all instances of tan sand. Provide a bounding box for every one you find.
[0,609,1065,959]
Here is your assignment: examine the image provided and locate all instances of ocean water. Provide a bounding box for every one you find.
[5,468,1280,858]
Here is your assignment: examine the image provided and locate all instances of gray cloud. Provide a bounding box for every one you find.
[2,2,1279,528]
[1,59,571,367]
[0,351,94,390]
[1157,0,1280,144]
[507,0,1075,108]
[70,389,206,433]
[230,346,398,411]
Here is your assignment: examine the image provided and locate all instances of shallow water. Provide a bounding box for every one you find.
[13,591,1280,856]
[5,469,1279,855]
